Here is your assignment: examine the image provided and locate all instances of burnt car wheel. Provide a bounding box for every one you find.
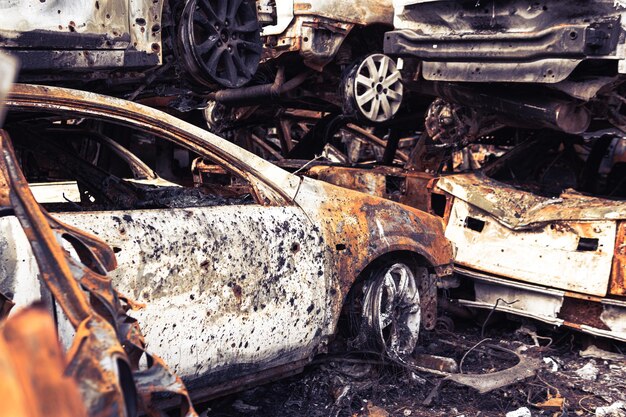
[342,54,403,123]
[361,262,421,359]
[179,0,262,88]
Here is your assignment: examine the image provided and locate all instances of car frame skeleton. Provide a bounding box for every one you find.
[0,84,453,408]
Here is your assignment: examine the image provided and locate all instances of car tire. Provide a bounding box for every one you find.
[178,0,262,88]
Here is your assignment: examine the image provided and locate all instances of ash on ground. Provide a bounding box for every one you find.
[201,314,626,417]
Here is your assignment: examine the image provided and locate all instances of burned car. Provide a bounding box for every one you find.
[0,125,196,416]
[302,132,626,342]
[1,0,264,103]
[385,1,626,140]
[0,84,452,404]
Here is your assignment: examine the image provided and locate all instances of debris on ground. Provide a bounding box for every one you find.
[595,401,626,417]
[202,315,626,416]
[575,360,600,381]
[505,407,531,417]
[580,346,626,363]
[543,357,560,372]
[534,391,565,413]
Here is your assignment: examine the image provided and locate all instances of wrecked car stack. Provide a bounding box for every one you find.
[2,1,626,415]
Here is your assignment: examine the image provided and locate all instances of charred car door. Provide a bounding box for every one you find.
[1,85,328,399]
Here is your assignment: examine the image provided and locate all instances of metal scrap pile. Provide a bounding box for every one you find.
[0,1,625,416]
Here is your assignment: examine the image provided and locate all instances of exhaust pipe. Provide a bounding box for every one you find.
[207,67,311,106]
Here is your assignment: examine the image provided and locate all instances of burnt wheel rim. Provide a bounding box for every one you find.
[363,263,420,359]
[180,0,261,88]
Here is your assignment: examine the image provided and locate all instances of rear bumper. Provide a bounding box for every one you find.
[453,265,626,343]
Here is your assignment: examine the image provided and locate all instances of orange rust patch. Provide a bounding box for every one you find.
[294,3,312,11]
[610,221,626,296]
[0,306,87,417]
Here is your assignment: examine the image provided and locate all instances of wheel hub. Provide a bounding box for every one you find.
[179,0,262,89]
[344,54,404,123]
[360,263,421,360]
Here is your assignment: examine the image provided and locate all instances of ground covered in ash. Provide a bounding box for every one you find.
[200,314,626,417]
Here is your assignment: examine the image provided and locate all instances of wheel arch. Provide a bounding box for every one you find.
[331,248,439,341]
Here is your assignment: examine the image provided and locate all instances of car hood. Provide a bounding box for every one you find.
[437,172,626,230]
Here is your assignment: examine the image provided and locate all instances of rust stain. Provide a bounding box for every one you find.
[558,297,610,331]
[294,2,312,11]
[308,179,451,328]
[0,306,87,417]
[610,221,626,296]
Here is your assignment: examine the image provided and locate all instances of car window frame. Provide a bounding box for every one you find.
[5,84,301,207]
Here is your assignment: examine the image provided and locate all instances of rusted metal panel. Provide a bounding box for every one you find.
[262,0,393,70]
[446,198,616,296]
[456,266,566,327]
[610,221,626,296]
[0,306,87,417]
[308,166,387,197]
[294,0,394,25]
[438,173,626,229]
[305,165,434,211]
[262,15,354,70]
[455,266,626,342]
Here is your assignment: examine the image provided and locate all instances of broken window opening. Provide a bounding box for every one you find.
[4,113,257,212]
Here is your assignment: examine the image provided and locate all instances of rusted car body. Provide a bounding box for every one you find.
[303,135,626,342]
[0,84,452,404]
[262,0,394,70]
[385,0,626,138]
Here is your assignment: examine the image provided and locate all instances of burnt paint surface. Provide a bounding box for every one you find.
[52,205,327,386]
[0,0,164,69]
[611,221,626,296]
[294,177,452,331]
